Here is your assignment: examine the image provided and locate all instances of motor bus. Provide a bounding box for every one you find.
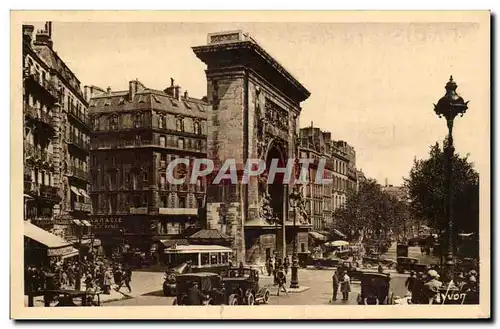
[164,244,233,274]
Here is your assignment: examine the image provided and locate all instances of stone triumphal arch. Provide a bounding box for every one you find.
[193,30,311,264]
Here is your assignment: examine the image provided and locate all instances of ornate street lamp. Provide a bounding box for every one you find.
[289,185,302,289]
[433,76,469,283]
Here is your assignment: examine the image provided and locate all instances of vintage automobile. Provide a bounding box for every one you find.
[163,262,192,296]
[172,272,234,305]
[297,251,311,268]
[356,272,394,305]
[43,289,101,307]
[164,244,233,274]
[221,267,270,305]
[396,244,409,257]
[339,261,363,281]
[362,256,380,268]
[312,256,342,269]
[395,257,428,274]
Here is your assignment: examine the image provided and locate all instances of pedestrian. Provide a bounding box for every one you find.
[276,265,288,296]
[331,269,340,302]
[114,267,123,291]
[455,273,466,292]
[266,258,273,277]
[124,266,132,293]
[424,270,442,304]
[103,268,112,294]
[284,256,290,275]
[340,271,351,301]
[404,270,416,294]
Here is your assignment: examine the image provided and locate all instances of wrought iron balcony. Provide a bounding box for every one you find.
[67,133,90,153]
[23,67,59,100]
[68,165,89,182]
[24,104,55,127]
[67,104,92,129]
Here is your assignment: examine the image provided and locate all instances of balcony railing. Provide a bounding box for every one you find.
[68,104,91,128]
[73,201,92,212]
[129,207,148,215]
[40,184,59,199]
[68,165,89,181]
[67,133,90,152]
[24,67,59,100]
[24,181,59,200]
[24,104,54,127]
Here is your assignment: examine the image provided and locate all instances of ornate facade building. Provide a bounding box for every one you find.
[193,31,311,263]
[298,124,357,234]
[23,22,93,252]
[87,79,208,254]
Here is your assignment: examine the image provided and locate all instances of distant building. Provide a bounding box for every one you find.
[298,123,357,233]
[382,181,407,201]
[88,78,208,255]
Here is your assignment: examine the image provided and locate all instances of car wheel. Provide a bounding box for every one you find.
[246,293,255,305]
[228,294,239,305]
[364,297,379,305]
[263,290,270,304]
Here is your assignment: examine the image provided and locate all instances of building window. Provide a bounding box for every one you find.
[195,140,202,151]
[193,121,201,135]
[178,197,186,208]
[177,138,184,149]
[176,117,184,132]
[159,135,166,147]
[143,172,148,183]
[160,174,166,188]
[134,114,142,128]
[110,116,118,130]
[197,198,204,209]
[161,153,167,162]
[158,115,165,129]
[110,156,116,166]
[109,194,117,214]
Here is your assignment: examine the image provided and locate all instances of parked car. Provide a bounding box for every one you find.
[43,289,101,307]
[221,267,270,305]
[173,272,230,305]
[396,257,428,274]
[356,272,394,305]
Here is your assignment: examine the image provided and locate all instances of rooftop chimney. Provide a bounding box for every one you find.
[164,77,176,97]
[107,87,111,94]
[311,121,313,128]
[23,25,34,43]
[129,79,138,101]
[385,178,388,187]
[174,86,181,100]
[34,21,53,49]
[45,22,52,38]
[184,90,188,99]
[170,78,174,87]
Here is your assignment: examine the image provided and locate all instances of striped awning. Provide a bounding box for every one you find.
[81,220,92,227]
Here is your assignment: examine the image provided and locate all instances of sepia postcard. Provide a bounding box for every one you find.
[10,10,491,320]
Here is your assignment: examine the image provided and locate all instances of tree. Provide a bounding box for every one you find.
[404,141,479,237]
[330,179,409,243]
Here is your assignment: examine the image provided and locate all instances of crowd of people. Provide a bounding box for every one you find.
[404,268,479,304]
[25,256,134,301]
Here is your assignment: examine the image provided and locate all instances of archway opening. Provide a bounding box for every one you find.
[265,143,286,221]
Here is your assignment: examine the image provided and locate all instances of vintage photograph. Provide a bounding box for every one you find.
[11,11,490,319]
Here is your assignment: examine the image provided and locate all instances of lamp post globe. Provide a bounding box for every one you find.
[433,76,469,284]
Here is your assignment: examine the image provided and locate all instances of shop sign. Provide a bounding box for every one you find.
[48,245,75,257]
[91,216,123,229]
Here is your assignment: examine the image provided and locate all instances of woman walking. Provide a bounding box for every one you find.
[340,271,351,301]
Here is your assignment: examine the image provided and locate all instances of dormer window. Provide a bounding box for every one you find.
[176,117,184,132]
[110,116,118,131]
[193,121,201,135]
[104,98,111,106]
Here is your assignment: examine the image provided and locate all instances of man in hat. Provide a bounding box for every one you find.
[424,269,442,304]
[331,269,340,302]
[276,265,288,296]
[405,270,416,295]
[455,272,466,292]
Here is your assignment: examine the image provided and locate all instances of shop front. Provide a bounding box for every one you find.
[24,221,79,266]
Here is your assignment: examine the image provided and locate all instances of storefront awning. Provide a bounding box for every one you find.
[81,220,92,227]
[24,221,72,249]
[332,229,347,239]
[308,231,326,241]
[73,219,83,226]
[70,186,81,196]
[78,188,90,198]
[48,245,79,258]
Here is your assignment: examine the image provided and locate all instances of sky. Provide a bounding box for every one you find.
[28,21,489,186]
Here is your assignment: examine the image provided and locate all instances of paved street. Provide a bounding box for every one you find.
[104,268,409,306]
[104,244,438,306]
